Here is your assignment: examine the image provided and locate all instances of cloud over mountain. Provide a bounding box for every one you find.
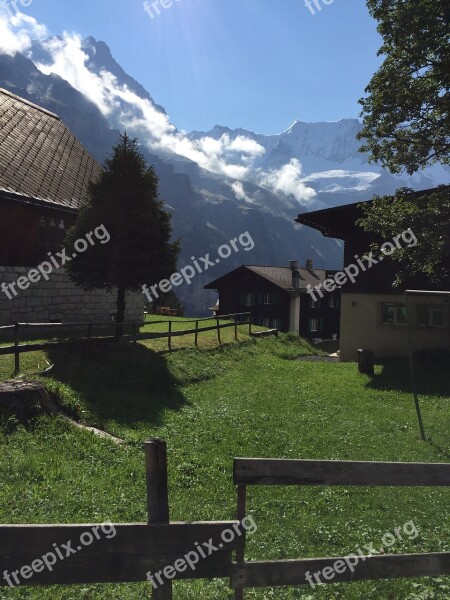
[0,9,47,56]
[259,159,317,204]
[28,31,266,182]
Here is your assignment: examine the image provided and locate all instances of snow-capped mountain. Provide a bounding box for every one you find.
[25,35,450,212]
[188,120,450,208]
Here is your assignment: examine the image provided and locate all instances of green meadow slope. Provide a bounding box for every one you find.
[0,326,449,599]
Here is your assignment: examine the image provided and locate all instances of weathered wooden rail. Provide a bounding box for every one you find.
[0,313,252,373]
[232,458,450,598]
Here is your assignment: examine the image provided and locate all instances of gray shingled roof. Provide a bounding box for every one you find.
[0,88,102,210]
[246,265,335,291]
[205,264,339,292]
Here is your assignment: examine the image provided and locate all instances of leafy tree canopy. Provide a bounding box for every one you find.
[358,0,450,175]
[358,186,450,289]
[357,1,449,288]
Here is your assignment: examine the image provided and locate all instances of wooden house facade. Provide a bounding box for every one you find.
[205,261,341,340]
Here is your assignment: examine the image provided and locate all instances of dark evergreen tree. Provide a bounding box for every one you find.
[65,134,180,338]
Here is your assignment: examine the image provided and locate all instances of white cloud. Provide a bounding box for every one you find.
[258,158,316,204]
[227,135,265,156]
[301,169,380,192]
[37,35,117,116]
[230,181,254,204]
[0,10,47,56]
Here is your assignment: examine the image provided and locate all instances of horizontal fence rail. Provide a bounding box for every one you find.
[233,458,450,487]
[231,553,450,589]
[0,522,242,586]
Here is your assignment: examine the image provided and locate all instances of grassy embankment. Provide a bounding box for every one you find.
[0,316,448,599]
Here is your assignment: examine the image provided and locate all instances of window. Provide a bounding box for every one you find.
[308,296,321,309]
[381,303,407,326]
[417,304,446,328]
[308,317,319,333]
[242,292,254,307]
[260,291,279,305]
[39,216,65,260]
[328,295,340,309]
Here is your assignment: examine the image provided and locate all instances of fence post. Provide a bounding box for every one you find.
[14,323,20,375]
[195,320,199,347]
[248,315,252,336]
[216,318,221,345]
[235,484,247,600]
[234,317,238,341]
[168,321,172,352]
[145,439,172,599]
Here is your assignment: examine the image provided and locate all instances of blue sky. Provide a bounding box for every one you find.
[16,0,382,134]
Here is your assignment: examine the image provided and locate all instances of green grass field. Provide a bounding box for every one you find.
[0,319,449,599]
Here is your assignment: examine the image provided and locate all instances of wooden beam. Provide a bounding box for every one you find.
[231,552,450,589]
[233,459,450,486]
[0,522,243,586]
[0,338,115,356]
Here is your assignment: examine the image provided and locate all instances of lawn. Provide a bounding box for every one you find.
[0,324,449,599]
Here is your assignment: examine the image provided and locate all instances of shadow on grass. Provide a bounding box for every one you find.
[46,342,187,428]
[367,350,450,397]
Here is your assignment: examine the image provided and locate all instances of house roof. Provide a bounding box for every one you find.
[0,88,102,211]
[295,187,443,240]
[205,264,338,293]
[296,202,365,240]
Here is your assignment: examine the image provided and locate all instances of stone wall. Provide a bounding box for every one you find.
[0,266,144,325]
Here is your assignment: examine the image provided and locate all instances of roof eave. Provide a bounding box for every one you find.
[0,189,79,215]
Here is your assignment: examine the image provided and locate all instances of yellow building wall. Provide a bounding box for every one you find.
[340,293,449,362]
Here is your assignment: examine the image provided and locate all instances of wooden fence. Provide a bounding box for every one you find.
[0,313,251,374]
[232,457,450,598]
[0,440,243,600]
[1,445,449,597]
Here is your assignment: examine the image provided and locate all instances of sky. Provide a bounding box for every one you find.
[1,0,383,135]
